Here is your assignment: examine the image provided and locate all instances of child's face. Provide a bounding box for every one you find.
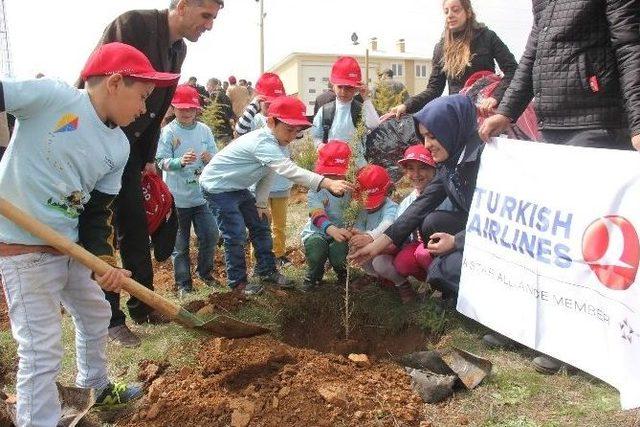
[334,84,357,103]
[418,123,449,163]
[268,118,302,145]
[174,107,198,125]
[402,160,435,192]
[108,78,155,127]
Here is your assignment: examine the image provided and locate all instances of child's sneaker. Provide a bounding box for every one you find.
[94,382,143,407]
[260,271,293,289]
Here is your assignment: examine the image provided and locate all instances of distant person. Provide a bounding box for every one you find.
[187,76,209,105]
[247,80,254,97]
[206,77,234,145]
[390,0,517,118]
[227,75,250,120]
[376,69,409,99]
[313,81,336,115]
[222,80,229,92]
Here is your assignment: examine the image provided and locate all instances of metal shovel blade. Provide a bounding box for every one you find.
[440,347,492,390]
[196,314,270,338]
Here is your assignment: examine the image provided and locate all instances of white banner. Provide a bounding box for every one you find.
[458,138,640,409]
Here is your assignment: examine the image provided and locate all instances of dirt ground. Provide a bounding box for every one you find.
[124,335,425,427]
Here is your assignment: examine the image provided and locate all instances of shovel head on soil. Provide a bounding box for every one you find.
[195,314,270,338]
[405,368,457,404]
[440,347,492,390]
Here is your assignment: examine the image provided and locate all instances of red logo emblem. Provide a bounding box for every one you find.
[582,216,639,290]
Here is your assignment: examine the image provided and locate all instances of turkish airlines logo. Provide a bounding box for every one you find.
[582,216,639,290]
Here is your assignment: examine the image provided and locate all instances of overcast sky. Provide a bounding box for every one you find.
[4,0,533,85]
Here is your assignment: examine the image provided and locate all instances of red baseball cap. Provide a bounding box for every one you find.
[398,145,436,167]
[171,84,202,110]
[330,56,362,87]
[81,42,180,87]
[356,164,392,210]
[267,96,312,128]
[228,75,237,85]
[315,140,352,176]
[255,72,286,101]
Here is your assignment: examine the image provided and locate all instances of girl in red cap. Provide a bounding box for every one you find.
[368,145,438,303]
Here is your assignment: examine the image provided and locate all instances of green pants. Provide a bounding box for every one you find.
[303,234,348,284]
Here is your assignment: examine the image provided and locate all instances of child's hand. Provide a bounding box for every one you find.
[348,235,393,265]
[426,232,455,256]
[321,178,354,197]
[181,149,197,166]
[326,225,352,242]
[349,233,373,249]
[95,268,132,292]
[200,151,213,164]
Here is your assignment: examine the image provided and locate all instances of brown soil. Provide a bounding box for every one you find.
[123,335,424,427]
[184,292,248,315]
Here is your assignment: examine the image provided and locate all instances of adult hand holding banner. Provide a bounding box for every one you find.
[458,138,640,409]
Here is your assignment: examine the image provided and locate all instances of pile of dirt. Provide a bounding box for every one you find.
[124,335,424,426]
[184,292,248,315]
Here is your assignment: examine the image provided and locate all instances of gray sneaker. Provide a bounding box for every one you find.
[260,271,293,289]
[108,325,141,348]
[233,282,264,296]
[482,333,518,350]
[532,355,565,375]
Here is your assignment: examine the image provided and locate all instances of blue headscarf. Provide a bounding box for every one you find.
[412,94,478,168]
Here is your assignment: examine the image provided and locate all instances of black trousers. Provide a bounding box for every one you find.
[105,154,154,327]
[0,146,5,162]
[420,210,468,299]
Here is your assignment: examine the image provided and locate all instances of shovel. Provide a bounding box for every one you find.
[0,197,268,338]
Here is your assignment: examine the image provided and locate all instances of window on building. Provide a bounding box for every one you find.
[309,89,316,94]
[415,64,428,78]
[309,77,316,82]
[309,101,316,105]
[391,63,404,77]
[322,77,329,82]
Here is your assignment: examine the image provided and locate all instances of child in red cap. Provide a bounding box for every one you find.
[200,96,353,295]
[235,72,293,266]
[349,165,399,288]
[156,84,219,296]
[311,56,380,168]
[370,145,438,303]
[300,140,354,291]
[0,42,179,425]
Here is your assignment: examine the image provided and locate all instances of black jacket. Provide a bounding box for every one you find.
[384,136,484,248]
[497,0,640,135]
[404,26,517,114]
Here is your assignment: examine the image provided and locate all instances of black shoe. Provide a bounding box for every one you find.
[482,333,518,350]
[532,355,565,375]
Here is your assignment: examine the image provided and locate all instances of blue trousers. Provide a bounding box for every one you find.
[204,189,276,287]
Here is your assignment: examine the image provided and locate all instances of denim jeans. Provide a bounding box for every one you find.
[0,253,111,427]
[203,189,276,287]
[173,203,220,290]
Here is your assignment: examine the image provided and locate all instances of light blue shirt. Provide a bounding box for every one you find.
[200,127,292,195]
[300,188,352,242]
[247,113,292,197]
[0,78,129,245]
[156,120,217,208]
[311,99,366,168]
[397,190,419,218]
[354,198,398,235]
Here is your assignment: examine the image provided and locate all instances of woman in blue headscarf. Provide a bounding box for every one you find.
[350,94,483,298]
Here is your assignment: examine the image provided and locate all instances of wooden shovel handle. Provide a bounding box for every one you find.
[0,197,185,322]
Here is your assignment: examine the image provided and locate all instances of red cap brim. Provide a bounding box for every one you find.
[315,164,349,176]
[329,77,361,87]
[129,71,181,88]
[172,102,202,110]
[278,117,312,128]
[398,157,436,168]
[364,193,386,210]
